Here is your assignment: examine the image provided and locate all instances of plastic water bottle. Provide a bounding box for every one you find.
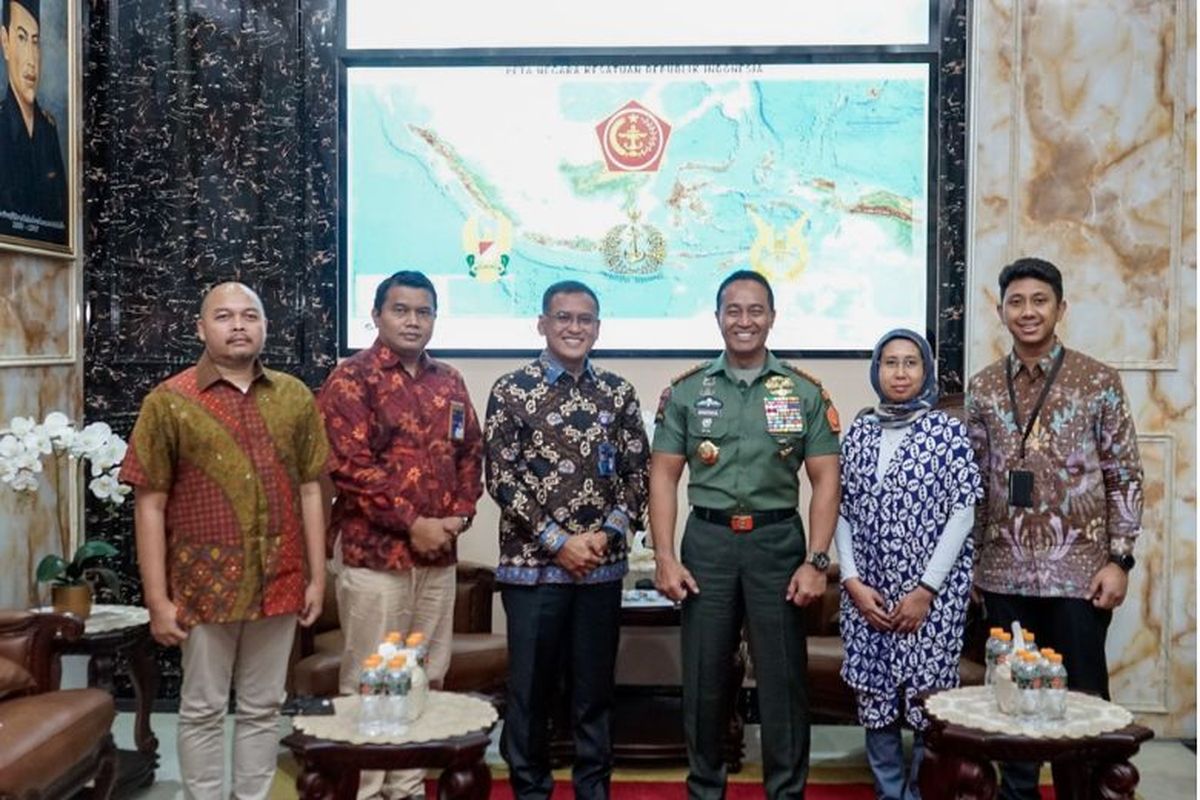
[1042,653,1068,720]
[384,654,412,735]
[404,632,430,721]
[1021,630,1037,653]
[1013,651,1042,718]
[985,627,1007,685]
[357,655,385,736]
[377,630,403,662]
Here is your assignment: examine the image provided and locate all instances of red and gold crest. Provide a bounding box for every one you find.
[595,100,671,172]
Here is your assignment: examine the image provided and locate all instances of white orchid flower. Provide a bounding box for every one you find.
[72,421,115,458]
[43,414,76,451]
[0,433,22,459]
[9,470,39,491]
[20,428,52,456]
[89,472,130,504]
[2,414,128,505]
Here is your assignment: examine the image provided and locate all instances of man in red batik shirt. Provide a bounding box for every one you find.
[318,270,483,800]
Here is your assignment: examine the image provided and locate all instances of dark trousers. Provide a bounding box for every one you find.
[681,514,811,800]
[500,581,622,800]
[982,592,1113,800]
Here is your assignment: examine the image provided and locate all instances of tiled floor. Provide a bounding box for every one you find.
[115,712,1196,799]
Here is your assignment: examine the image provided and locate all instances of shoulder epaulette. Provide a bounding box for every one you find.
[780,361,825,388]
[669,361,710,386]
[654,362,709,424]
[781,361,842,433]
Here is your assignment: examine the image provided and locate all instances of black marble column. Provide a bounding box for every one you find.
[936,0,969,393]
[83,0,338,701]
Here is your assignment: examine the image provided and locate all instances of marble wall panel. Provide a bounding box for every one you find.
[968,0,1195,736]
[0,365,81,609]
[0,254,74,360]
[985,0,1180,365]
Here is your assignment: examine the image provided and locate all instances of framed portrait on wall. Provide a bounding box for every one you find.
[0,0,75,258]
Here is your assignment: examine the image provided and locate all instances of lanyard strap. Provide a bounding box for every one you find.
[1006,349,1066,460]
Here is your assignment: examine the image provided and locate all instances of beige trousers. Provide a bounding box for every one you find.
[178,613,297,800]
[337,564,456,799]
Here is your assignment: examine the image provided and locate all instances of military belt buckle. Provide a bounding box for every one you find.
[730,514,754,533]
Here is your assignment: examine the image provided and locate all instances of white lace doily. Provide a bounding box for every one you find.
[292,691,498,745]
[34,604,149,634]
[926,685,1133,739]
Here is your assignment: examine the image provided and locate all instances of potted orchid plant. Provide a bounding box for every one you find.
[0,412,131,617]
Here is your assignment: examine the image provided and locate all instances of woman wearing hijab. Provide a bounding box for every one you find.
[835,329,983,800]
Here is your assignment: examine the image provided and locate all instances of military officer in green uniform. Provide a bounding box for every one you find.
[0,0,68,245]
[650,269,841,800]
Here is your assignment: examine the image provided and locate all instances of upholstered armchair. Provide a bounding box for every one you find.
[0,610,117,800]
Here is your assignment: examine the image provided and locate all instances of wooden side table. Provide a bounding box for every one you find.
[917,691,1154,800]
[282,730,492,800]
[40,604,159,798]
[282,692,498,800]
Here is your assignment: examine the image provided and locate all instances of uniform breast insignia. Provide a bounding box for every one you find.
[697,440,720,465]
[764,375,794,397]
[764,396,805,436]
[781,361,842,433]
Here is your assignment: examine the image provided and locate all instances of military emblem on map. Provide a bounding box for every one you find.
[462,211,512,282]
[747,208,809,282]
[595,101,671,173]
[602,210,666,277]
[697,440,720,466]
[764,375,794,398]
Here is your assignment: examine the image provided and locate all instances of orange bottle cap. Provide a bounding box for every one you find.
[406,632,426,646]
[387,655,408,669]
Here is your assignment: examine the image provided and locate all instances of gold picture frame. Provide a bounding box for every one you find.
[0,0,76,258]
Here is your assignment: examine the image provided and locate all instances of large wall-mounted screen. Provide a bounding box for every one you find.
[342,56,934,356]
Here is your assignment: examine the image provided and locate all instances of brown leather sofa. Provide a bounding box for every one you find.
[804,563,987,724]
[0,610,118,800]
[290,561,508,702]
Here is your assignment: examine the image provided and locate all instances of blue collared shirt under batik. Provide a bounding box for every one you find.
[485,353,650,585]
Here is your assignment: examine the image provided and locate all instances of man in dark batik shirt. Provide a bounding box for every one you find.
[485,280,650,800]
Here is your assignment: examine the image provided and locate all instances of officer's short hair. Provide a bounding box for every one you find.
[373,270,437,313]
[716,270,774,311]
[541,280,600,315]
[4,0,39,27]
[998,257,1063,303]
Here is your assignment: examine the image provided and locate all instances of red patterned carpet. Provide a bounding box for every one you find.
[439,779,1058,798]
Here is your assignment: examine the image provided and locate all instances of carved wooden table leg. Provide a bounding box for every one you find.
[1095,760,1140,800]
[922,752,997,800]
[955,756,998,800]
[437,759,491,799]
[295,761,360,800]
[129,635,160,758]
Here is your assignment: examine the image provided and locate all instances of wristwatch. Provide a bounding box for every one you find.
[807,551,831,573]
[459,515,473,533]
[1108,552,1135,572]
